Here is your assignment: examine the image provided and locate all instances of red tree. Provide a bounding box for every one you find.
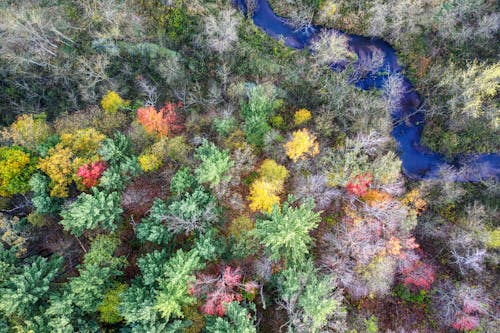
[136,101,184,137]
[346,173,373,197]
[76,161,107,188]
[399,250,435,291]
[191,266,256,316]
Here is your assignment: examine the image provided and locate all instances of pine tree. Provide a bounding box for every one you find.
[0,256,62,318]
[254,197,321,264]
[59,188,123,236]
[194,140,233,188]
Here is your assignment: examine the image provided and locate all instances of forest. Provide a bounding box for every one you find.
[0,0,498,332]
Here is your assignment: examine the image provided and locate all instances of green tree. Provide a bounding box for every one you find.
[254,197,321,264]
[0,256,62,318]
[276,261,346,333]
[194,140,233,189]
[240,84,281,147]
[205,302,256,333]
[29,173,61,214]
[59,188,123,236]
[154,249,204,321]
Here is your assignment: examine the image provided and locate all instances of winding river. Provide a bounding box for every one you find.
[234,0,500,182]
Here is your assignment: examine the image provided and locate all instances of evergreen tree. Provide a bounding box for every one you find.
[59,188,123,236]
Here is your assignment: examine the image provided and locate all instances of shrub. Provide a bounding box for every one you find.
[284,129,319,162]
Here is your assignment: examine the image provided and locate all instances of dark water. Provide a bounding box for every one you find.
[234,0,499,182]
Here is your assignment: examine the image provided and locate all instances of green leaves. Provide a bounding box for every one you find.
[240,84,282,147]
[0,255,62,318]
[154,249,204,321]
[194,140,233,188]
[59,188,123,236]
[277,261,346,333]
[255,197,321,264]
[205,302,256,333]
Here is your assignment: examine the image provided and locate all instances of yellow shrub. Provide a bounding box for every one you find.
[284,128,319,162]
[294,108,312,126]
[138,153,163,172]
[100,90,128,113]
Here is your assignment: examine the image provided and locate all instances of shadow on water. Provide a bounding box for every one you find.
[233,0,500,182]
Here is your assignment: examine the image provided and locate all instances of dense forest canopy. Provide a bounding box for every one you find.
[0,0,498,332]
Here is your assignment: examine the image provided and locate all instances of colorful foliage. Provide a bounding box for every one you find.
[294,108,312,125]
[137,102,184,137]
[37,146,74,197]
[284,128,319,162]
[192,266,250,317]
[100,90,128,113]
[2,114,51,151]
[0,147,36,197]
[247,159,288,212]
[346,173,373,197]
[77,161,107,188]
[138,152,163,172]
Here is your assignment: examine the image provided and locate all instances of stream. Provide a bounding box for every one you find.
[233,0,500,182]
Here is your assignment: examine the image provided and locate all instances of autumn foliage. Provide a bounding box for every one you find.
[284,128,319,162]
[77,161,107,188]
[137,102,184,137]
[248,159,289,212]
[191,266,256,317]
[346,173,373,197]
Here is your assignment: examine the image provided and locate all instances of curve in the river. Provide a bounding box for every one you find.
[233,0,500,182]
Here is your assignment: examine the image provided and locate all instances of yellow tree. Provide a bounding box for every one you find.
[2,114,51,151]
[247,159,288,212]
[284,129,319,162]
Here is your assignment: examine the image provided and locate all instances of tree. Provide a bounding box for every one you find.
[284,128,319,162]
[98,283,126,324]
[310,30,355,66]
[346,173,373,197]
[240,84,282,147]
[276,261,346,333]
[205,302,256,333]
[0,256,62,318]
[294,108,312,126]
[204,9,240,54]
[247,159,289,213]
[76,161,107,188]
[154,249,204,321]
[0,146,36,197]
[37,146,74,198]
[29,173,61,214]
[100,90,128,113]
[191,266,256,316]
[2,114,51,151]
[194,140,233,189]
[254,197,321,264]
[59,188,123,236]
[137,102,184,138]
